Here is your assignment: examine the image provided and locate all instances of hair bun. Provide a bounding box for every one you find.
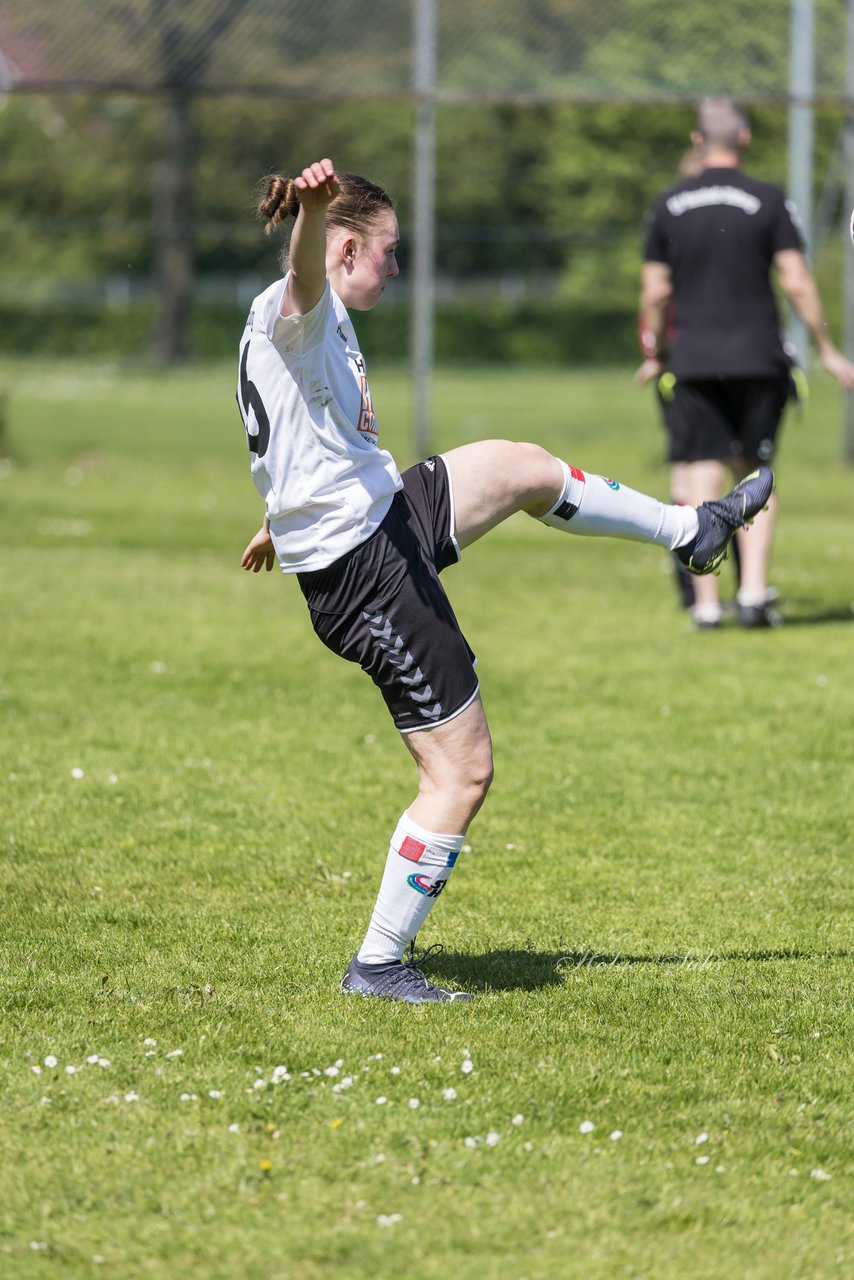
[258,174,300,235]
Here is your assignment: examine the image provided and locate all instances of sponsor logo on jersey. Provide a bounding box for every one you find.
[604,477,620,490]
[423,458,436,471]
[355,373,378,437]
[666,186,761,217]
[398,835,427,862]
[407,874,448,897]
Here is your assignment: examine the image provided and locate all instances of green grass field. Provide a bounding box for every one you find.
[1,358,852,1279]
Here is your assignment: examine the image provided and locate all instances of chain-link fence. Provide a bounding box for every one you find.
[2,0,853,439]
[1,0,849,102]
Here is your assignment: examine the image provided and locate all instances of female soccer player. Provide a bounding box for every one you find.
[238,158,772,1003]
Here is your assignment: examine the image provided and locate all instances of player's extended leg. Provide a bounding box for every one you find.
[443,439,699,550]
[341,697,493,1004]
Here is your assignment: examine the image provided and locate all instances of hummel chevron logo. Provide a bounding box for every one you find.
[361,609,444,722]
[409,684,437,703]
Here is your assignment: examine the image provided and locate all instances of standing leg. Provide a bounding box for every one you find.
[731,455,780,626]
[677,459,730,627]
[342,698,493,1003]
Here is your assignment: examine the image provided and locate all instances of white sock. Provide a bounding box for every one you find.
[540,461,698,551]
[736,588,768,608]
[357,812,466,965]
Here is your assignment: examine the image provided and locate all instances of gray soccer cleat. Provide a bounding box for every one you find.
[341,952,473,1003]
[677,466,774,577]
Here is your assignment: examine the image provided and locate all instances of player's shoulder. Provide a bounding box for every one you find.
[735,169,787,203]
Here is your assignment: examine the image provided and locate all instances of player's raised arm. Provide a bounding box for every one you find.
[285,159,340,316]
[257,158,341,316]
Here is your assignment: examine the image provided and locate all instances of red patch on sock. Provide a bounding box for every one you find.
[398,835,427,862]
[570,466,586,483]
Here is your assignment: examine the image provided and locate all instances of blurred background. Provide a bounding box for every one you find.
[1,0,854,454]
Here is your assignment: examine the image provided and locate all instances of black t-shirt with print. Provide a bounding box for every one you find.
[644,167,804,378]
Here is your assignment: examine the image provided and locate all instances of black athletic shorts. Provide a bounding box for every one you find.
[661,376,790,465]
[297,456,479,734]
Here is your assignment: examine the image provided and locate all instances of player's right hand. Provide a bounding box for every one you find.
[634,357,664,387]
[240,526,276,573]
[294,158,340,210]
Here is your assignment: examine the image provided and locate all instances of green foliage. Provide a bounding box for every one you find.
[0,359,852,1277]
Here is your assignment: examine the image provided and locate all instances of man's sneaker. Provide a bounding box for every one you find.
[738,600,783,629]
[341,953,473,1003]
[676,467,774,577]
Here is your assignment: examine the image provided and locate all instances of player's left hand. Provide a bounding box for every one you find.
[820,346,854,392]
[241,526,276,573]
[634,357,664,387]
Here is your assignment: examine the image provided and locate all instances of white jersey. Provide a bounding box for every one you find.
[236,274,402,573]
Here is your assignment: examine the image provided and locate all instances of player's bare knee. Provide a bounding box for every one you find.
[459,745,494,808]
[513,441,562,508]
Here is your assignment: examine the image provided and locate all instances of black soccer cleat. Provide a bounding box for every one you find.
[340,952,473,1003]
[676,467,774,577]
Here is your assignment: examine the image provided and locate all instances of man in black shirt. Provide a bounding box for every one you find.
[638,97,854,628]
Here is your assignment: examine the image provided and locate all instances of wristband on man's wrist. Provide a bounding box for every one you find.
[639,327,660,361]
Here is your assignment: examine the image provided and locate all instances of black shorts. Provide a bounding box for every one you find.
[297,456,479,734]
[660,376,790,465]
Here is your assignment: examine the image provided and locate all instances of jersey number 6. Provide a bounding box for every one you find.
[237,343,271,458]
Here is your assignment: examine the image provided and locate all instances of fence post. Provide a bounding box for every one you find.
[412,0,437,460]
[787,0,815,364]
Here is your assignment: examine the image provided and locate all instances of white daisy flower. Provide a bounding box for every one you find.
[44,1055,58,1069]
[485,1132,500,1147]
[408,1098,420,1110]
[461,1060,474,1075]
[579,1120,595,1134]
[695,1132,709,1145]
[511,1114,524,1125]
[442,1088,457,1101]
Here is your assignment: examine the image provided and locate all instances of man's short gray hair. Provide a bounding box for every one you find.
[696,97,750,151]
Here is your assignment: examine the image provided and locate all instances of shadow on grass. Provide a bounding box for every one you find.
[776,602,854,627]
[424,946,852,991]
